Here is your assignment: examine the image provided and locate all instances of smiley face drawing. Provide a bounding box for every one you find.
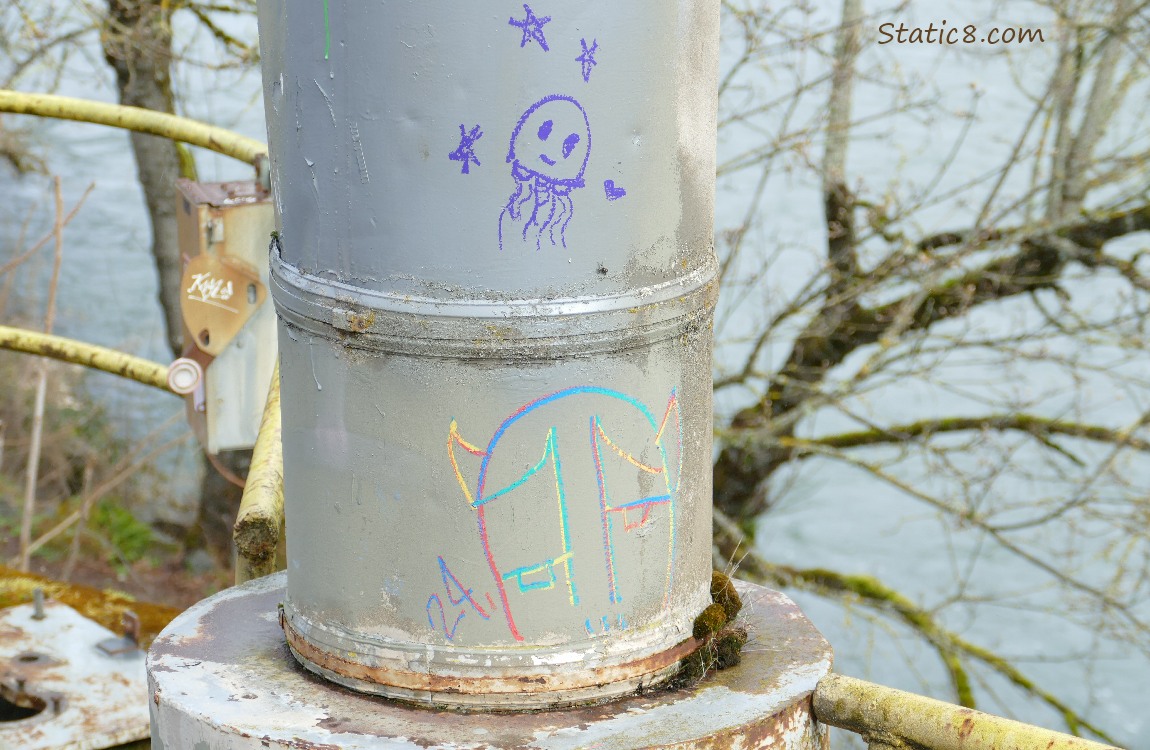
[499,95,592,252]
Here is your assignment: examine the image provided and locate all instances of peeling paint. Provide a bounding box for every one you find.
[150,576,831,748]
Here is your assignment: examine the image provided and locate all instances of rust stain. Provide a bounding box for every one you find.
[283,614,696,699]
[260,735,340,750]
[958,711,975,739]
[342,309,375,333]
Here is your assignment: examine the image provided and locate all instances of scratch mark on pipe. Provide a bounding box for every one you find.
[351,122,370,183]
[314,79,337,126]
[305,157,320,204]
[309,342,323,391]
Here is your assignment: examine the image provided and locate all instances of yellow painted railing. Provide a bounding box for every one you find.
[0,324,173,393]
[0,90,268,175]
[814,673,1120,750]
[233,360,284,584]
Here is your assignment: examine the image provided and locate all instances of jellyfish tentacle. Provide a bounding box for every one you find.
[507,181,528,221]
[548,191,570,247]
[559,194,575,248]
[539,186,561,250]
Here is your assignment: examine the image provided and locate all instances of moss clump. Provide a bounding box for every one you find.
[715,624,748,669]
[0,566,181,647]
[678,571,750,686]
[677,648,709,684]
[692,602,727,640]
[710,570,743,621]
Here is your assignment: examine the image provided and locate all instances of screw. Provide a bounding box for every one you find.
[32,588,45,620]
[122,611,141,647]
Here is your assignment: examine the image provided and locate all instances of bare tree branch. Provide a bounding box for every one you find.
[713,508,1117,742]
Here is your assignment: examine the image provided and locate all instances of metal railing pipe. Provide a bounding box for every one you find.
[0,90,268,178]
[258,0,721,709]
[233,360,285,584]
[0,324,173,393]
[813,673,1121,750]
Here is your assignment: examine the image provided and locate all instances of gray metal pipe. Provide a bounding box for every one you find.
[257,0,720,708]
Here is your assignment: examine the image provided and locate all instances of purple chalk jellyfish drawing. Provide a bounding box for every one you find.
[499,95,591,252]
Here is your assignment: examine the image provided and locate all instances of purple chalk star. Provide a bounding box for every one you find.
[508,4,551,52]
[576,38,598,83]
[449,124,483,174]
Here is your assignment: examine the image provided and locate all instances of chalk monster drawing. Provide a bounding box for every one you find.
[442,387,683,642]
[498,95,592,252]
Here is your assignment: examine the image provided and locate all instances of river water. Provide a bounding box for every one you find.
[2,1,1147,746]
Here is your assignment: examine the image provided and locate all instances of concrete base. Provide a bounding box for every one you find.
[148,573,832,749]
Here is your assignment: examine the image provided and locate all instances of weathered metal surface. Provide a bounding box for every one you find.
[0,601,149,750]
[257,0,721,706]
[149,576,832,748]
[178,253,266,355]
[282,609,695,710]
[175,178,278,453]
[813,673,1119,750]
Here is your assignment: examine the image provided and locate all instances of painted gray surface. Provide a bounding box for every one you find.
[147,573,832,749]
[257,0,720,704]
[258,0,719,301]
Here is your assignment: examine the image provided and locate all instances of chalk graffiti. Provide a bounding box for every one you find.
[447,387,683,642]
[576,38,598,82]
[499,95,591,252]
[449,123,484,174]
[426,556,495,641]
[508,4,551,52]
[603,179,626,201]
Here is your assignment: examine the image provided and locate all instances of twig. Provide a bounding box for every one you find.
[0,182,94,278]
[712,507,1117,743]
[18,431,190,561]
[18,176,65,572]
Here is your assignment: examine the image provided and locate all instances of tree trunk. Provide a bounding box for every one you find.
[102,1,250,564]
[102,0,183,359]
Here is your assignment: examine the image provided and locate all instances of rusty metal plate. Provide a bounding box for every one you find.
[149,576,833,748]
[180,253,266,357]
[0,601,148,750]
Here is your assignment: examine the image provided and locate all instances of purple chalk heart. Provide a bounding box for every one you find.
[603,179,627,201]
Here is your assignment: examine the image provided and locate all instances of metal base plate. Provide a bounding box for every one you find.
[148,573,833,749]
[0,601,148,750]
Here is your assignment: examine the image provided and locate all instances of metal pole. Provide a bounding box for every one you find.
[257,0,720,709]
